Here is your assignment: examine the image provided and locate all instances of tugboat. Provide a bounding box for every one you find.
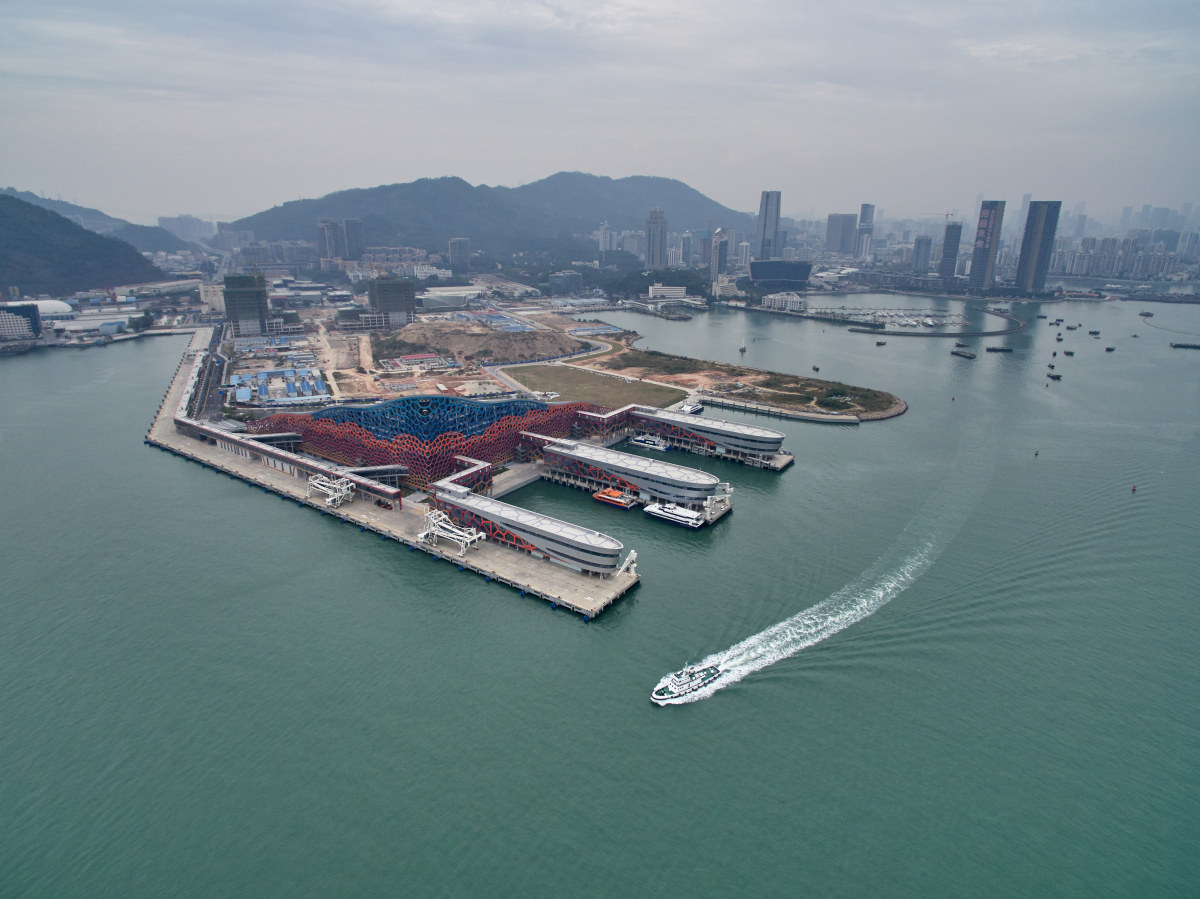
[592,487,638,509]
[812,365,820,372]
[651,665,724,705]
[643,503,705,528]
[1063,350,1075,356]
[1105,346,1116,352]
[739,341,747,354]
[630,434,670,451]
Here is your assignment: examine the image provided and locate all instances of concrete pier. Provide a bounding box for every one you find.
[145,340,639,619]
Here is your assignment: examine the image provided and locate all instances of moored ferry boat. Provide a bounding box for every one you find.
[651,665,724,705]
[629,434,670,451]
[680,401,704,414]
[592,487,638,508]
[644,503,705,528]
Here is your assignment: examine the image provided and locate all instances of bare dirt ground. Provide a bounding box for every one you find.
[386,321,586,364]
[574,339,904,417]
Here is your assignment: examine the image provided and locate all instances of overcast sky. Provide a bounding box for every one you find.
[3,0,1197,226]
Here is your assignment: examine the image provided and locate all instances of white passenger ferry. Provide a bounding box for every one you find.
[629,434,670,451]
[643,503,705,528]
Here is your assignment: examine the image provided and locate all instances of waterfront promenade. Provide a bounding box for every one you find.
[145,338,640,619]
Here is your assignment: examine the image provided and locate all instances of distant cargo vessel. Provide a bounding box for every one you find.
[986,347,1013,353]
[951,349,976,359]
[651,665,724,705]
[1169,343,1200,350]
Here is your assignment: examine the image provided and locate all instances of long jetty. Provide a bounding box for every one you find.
[701,395,860,424]
[145,332,639,620]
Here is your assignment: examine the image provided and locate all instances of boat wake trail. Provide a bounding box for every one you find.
[658,429,992,704]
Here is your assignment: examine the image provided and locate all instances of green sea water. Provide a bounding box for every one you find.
[3,298,1199,897]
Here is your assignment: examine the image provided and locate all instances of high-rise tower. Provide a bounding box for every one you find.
[645,208,668,269]
[368,276,417,328]
[826,214,858,255]
[1014,201,1061,294]
[939,221,963,281]
[223,274,269,337]
[912,236,932,274]
[448,238,470,274]
[754,191,782,260]
[342,219,365,260]
[968,201,1006,291]
[317,219,345,259]
[709,228,728,281]
[857,204,875,258]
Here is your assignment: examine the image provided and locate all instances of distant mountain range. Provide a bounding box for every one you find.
[1,188,189,253]
[232,172,758,252]
[0,195,165,296]
[1,173,759,293]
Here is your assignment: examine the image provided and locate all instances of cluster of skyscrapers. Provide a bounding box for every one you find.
[621,187,1187,297]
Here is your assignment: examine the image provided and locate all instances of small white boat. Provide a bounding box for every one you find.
[680,401,704,415]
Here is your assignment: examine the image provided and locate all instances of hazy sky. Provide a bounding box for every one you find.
[3,0,1197,226]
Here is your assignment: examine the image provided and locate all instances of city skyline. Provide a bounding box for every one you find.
[2,0,1196,226]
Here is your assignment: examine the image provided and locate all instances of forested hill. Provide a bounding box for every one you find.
[1,188,188,253]
[231,172,756,251]
[0,195,164,297]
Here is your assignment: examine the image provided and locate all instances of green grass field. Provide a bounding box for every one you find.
[504,364,687,408]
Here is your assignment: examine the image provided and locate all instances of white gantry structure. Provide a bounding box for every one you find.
[417,509,485,557]
[307,474,355,507]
